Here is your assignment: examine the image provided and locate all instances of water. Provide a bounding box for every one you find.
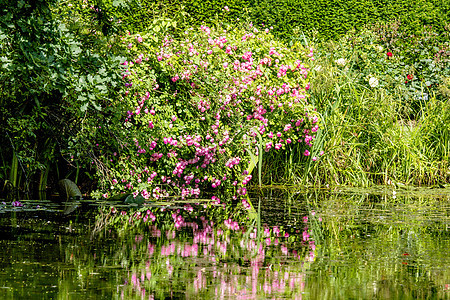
[0,189,448,299]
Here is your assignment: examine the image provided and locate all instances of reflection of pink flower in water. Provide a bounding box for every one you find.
[224,218,240,230]
[166,230,176,239]
[194,269,207,292]
[148,243,155,256]
[119,205,319,299]
[149,225,160,237]
[166,259,173,276]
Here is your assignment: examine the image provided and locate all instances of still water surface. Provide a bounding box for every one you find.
[0,189,448,299]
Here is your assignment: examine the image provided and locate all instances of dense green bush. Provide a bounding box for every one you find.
[312,23,450,117]
[304,26,450,187]
[2,0,450,200]
[0,0,124,197]
[87,21,321,204]
[106,0,450,40]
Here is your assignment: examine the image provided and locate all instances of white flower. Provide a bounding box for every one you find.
[369,77,379,88]
[377,45,383,52]
[335,58,347,66]
[314,65,322,72]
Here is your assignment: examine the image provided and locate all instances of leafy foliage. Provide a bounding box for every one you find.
[87,22,320,205]
[0,0,126,196]
[113,0,450,40]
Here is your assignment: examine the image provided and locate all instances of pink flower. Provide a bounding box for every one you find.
[242,51,252,61]
[12,201,23,207]
[273,226,280,235]
[136,36,143,43]
[304,150,310,156]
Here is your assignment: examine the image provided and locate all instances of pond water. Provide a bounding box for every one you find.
[0,189,448,299]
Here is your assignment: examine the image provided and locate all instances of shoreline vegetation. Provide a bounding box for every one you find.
[1,0,449,202]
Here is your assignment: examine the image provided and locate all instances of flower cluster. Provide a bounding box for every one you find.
[94,22,321,203]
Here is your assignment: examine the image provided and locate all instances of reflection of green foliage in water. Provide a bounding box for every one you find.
[91,200,317,299]
[0,191,447,299]
[304,191,449,299]
[86,189,448,299]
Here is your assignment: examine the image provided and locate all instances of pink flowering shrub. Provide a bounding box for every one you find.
[93,22,320,203]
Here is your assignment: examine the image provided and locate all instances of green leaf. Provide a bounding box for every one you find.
[124,194,145,205]
[58,179,82,200]
[80,102,89,112]
[90,100,102,111]
[70,44,82,56]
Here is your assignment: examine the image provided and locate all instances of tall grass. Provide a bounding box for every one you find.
[307,55,449,186]
[262,41,450,187]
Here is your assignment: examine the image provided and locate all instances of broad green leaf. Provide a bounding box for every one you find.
[125,194,145,205]
[90,100,102,111]
[58,179,82,200]
[80,102,89,112]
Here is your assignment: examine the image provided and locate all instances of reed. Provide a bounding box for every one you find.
[262,45,450,187]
